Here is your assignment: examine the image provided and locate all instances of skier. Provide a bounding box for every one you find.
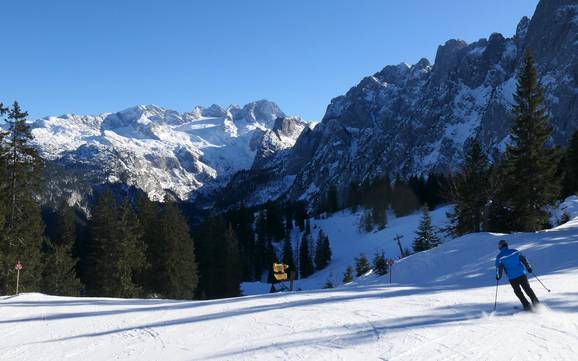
[495,240,540,310]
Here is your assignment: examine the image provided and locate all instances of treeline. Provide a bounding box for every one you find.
[191,200,334,298]
[315,173,447,234]
[0,102,199,299]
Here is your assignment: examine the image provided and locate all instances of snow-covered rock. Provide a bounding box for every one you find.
[29,100,306,206]
[228,0,578,207]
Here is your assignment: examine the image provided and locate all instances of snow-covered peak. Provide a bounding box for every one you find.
[30,100,305,205]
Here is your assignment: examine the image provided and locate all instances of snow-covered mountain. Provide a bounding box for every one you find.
[30,100,306,205]
[3,197,578,360]
[227,0,578,207]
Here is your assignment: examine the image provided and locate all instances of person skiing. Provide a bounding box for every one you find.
[495,240,540,310]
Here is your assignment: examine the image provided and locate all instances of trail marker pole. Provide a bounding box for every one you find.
[15,261,22,296]
[388,259,395,284]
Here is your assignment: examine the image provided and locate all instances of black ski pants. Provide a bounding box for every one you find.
[509,275,539,308]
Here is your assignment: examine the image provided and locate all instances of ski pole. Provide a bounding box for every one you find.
[493,279,499,312]
[531,272,551,292]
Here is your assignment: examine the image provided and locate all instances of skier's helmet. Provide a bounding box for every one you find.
[498,240,508,250]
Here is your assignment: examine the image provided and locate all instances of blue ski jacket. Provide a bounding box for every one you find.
[495,247,531,280]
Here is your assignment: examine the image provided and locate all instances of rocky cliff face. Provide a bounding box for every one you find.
[30,100,306,208]
[227,0,578,208]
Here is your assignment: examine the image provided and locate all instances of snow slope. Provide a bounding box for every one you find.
[2,200,578,360]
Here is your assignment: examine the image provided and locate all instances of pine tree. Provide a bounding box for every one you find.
[314,230,331,270]
[499,49,561,231]
[562,130,578,197]
[342,266,354,284]
[354,253,371,277]
[449,138,490,236]
[0,102,45,294]
[41,204,82,296]
[373,251,388,276]
[413,205,441,252]
[299,233,314,278]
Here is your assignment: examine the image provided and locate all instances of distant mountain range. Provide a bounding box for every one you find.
[29,100,307,209]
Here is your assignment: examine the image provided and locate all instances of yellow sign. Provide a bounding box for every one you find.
[274,272,288,281]
[273,263,289,273]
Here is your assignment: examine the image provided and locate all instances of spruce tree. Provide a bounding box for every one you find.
[372,251,388,276]
[155,203,198,299]
[500,49,561,231]
[87,192,146,297]
[41,204,82,296]
[562,130,578,197]
[299,234,314,278]
[413,205,440,252]
[196,218,241,299]
[0,102,45,294]
[314,230,331,270]
[113,199,147,298]
[359,209,374,233]
[449,138,490,235]
[342,266,354,284]
[135,193,160,294]
[354,253,371,277]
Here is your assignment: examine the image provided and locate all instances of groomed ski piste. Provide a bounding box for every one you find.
[2,197,578,361]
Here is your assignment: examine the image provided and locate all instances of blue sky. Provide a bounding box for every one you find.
[1,0,538,121]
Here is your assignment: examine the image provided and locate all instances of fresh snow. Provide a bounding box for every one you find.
[27,101,302,202]
[2,199,578,360]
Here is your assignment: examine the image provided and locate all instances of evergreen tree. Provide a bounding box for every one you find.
[113,199,147,298]
[499,50,561,231]
[359,209,374,233]
[196,218,241,299]
[281,231,296,272]
[449,138,490,236]
[305,219,311,235]
[413,205,441,252]
[299,233,314,278]
[155,203,198,299]
[0,102,45,294]
[41,204,82,296]
[294,201,308,231]
[324,185,339,213]
[372,251,388,276]
[135,193,160,294]
[391,178,420,217]
[284,202,293,231]
[562,130,578,197]
[86,192,146,297]
[323,276,334,289]
[342,266,354,284]
[371,206,387,230]
[354,253,371,277]
[314,230,332,270]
